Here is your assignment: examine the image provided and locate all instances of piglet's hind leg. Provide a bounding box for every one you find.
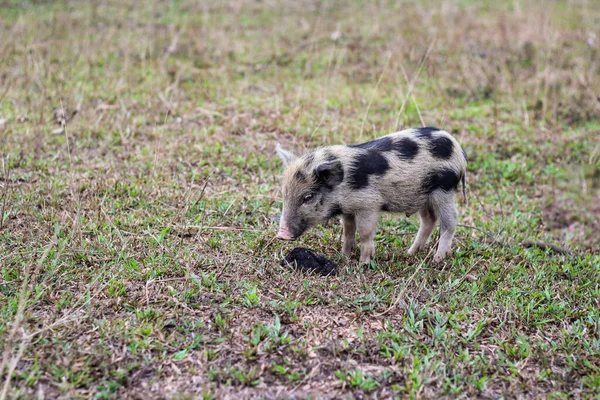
[408,206,437,255]
[431,192,458,263]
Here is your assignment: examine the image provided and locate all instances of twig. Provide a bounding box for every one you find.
[191,176,213,244]
[190,176,211,210]
[0,156,8,230]
[522,240,574,255]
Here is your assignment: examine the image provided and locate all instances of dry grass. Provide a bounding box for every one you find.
[1,0,600,398]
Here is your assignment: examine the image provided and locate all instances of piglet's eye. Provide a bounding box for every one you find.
[302,193,315,204]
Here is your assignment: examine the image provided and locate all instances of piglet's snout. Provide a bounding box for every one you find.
[276,225,294,240]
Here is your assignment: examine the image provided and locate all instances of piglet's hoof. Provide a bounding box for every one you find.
[281,247,338,276]
[358,246,375,265]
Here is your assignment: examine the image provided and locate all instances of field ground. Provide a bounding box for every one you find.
[1,0,600,398]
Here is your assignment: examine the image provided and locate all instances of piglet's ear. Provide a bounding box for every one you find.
[315,160,344,188]
[276,143,297,167]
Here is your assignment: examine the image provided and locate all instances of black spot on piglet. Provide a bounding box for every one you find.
[348,151,390,189]
[350,136,393,152]
[422,168,460,193]
[393,137,420,160]
[415,126,440,138]
[429,136,454,159]
[281,247,338,276]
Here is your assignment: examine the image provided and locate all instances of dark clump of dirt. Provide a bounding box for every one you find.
[281,247,338,276]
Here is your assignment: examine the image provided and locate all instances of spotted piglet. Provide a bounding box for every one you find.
[275,127,467,264]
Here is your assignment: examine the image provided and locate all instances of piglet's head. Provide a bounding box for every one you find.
[275,144,344,240]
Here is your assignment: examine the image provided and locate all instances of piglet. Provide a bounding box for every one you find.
[275,127,467,264]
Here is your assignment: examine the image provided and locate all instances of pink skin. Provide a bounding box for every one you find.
[276,224,294,240]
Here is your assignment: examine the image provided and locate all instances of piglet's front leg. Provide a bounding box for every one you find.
[356,211,380,264]
[341,214,356,256]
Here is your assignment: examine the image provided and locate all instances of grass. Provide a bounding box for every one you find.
[1,0,600,398]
